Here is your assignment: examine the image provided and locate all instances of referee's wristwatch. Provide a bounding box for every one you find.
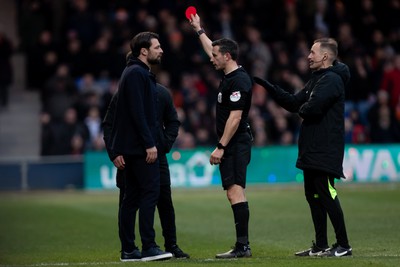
[217,142,226,150]
[197,28,205,36]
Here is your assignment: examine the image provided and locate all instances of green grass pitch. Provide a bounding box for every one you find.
[0,183,399,267]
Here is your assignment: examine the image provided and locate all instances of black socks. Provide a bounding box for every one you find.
[232,202,249,245]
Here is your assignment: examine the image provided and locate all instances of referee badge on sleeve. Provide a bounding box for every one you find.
[230,91,241,102]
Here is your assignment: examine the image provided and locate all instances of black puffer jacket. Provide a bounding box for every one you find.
[265,61,350,178]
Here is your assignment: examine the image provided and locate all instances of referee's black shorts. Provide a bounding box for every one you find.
[219,132,252,190]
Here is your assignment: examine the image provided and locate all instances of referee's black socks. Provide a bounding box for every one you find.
[232,202,249,246]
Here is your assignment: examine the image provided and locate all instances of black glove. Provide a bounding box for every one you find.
[253,76,275,90]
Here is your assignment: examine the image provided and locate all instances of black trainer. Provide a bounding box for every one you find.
[141,246,173,262]
[216,244,252,259]
[120,247,141,262]
[295,241,330,256]
[166,244,190,259]
[319,243,353,257]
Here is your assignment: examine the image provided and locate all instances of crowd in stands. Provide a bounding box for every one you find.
[13,0,400,155]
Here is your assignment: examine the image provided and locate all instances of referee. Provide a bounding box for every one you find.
[189,14,253,258]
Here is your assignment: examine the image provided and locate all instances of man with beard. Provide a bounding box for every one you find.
[104,51,189,260]
[110,32,172,262]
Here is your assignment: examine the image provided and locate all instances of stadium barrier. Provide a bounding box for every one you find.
[0,155,83,191]
[1,145,400,191]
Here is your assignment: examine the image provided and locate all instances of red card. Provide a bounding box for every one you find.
[185,6,197,20]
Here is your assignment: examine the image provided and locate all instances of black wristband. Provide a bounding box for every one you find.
[197,28,205,36]
[217,142,226,150]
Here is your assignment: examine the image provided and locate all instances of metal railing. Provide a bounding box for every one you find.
[0,155,84,191]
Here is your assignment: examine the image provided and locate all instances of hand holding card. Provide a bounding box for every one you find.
[185,6,197,20]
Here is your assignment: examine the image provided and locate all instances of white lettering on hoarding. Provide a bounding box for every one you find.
[187,152,215,186]
[100,165,117,189]
[344,148,400,182]
[169,163,186,187]
[170,152,217,187]
[343,148,373,182]
[371,150,397,181]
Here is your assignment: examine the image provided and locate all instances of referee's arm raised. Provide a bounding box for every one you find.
[189,13,213,59]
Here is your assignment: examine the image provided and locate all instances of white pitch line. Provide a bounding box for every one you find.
[2,255,400,267]
[0,262,121,267]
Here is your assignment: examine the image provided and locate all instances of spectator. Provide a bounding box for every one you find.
[380,54,400,110]
[41,107,89,155]
[353,0,379,44]
[241,26,273,79]
[67,0,99,50]
[368,90,400,143]
[346,55,375,124]
[42,64,77,121]
[26,30,59,90]
[61,36,89,78]
[89,36,114,78]
[0,30,13,109]
[17,0,50,51]
[84,105,104,150]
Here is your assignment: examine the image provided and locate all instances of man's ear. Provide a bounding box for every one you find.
[225,53,231,60]
[140,48,147,56]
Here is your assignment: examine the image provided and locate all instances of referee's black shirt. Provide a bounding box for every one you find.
[215,66,252,138]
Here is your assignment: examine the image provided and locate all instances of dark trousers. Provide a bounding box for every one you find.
[158,154,177,248]
[117,154,177,250]
[303,169,350,248]
[119,155,160,252]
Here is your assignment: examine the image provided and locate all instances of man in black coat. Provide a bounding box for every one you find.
[254,38,352,257]
[103,78,189,259]
[108,31,172,262]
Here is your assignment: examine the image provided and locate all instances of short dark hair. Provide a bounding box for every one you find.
[314,38,338,58]
[130,32,159,57]
[212,38,239,60]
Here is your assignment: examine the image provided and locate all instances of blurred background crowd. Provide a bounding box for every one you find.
[2,0,400,156]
